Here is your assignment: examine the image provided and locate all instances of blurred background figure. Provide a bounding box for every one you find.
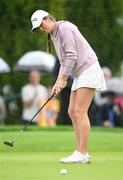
[94,66,112,107]
[92,66,112,125]
[2,84,19,115]
[45,87,60,127]
[102,67,112,81]
[98,91,123,127]
[0,95,6,125]
[52,58,73,125]
[21,70,48,125]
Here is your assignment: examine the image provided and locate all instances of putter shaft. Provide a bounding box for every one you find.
[4,93,55,147]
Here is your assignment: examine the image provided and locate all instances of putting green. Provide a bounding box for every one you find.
[0,126,123,180]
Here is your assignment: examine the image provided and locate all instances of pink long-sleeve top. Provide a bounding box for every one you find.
[51,21,98,77]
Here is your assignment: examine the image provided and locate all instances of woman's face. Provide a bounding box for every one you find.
[39,18,54,33]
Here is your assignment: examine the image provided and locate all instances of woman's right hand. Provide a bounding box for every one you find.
[52,79,67,95]
[52,83,60,95]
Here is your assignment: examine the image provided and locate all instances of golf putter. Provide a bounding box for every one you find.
[4,93,55,147]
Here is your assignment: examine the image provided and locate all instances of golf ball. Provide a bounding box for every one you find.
[60,168,67,175]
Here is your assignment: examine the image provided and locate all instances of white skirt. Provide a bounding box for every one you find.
[71,61,107,91]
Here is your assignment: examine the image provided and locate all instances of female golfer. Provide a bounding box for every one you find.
[31,10,107,164]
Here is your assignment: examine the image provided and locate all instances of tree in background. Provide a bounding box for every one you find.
[49,0,65,19]
[0,0,50,88]
[65,0,123,74]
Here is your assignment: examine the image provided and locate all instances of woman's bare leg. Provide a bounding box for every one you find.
[74,88,95,154]
[68,91,80,150]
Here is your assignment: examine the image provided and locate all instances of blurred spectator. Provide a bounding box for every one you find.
[2,84,19,115]
[21,70,48,125]
[52,57,73,125]
[45,89,60,127]
[38,87,60,127]
[115,96,123,111]
[102,67,112,80]
[46,98,60,127]
[94,66,112,107]
[0,95,6,125]
[92,66,112,125]
[98,91,123,127]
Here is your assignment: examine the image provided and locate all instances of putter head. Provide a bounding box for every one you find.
[4,141,14,147]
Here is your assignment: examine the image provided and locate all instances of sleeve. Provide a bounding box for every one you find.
[60,27,78,76]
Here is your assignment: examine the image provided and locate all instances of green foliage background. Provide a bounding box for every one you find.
[65,0,123,72]
[0,0,123,124]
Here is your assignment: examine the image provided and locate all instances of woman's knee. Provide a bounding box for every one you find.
[68,107,75,119]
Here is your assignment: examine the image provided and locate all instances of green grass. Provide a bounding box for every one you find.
[0,126,123,180]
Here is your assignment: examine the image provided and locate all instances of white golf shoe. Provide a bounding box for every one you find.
[60,151,91,164]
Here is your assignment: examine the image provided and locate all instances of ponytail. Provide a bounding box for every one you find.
[44,15,55,54]
[47,33,51,53]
